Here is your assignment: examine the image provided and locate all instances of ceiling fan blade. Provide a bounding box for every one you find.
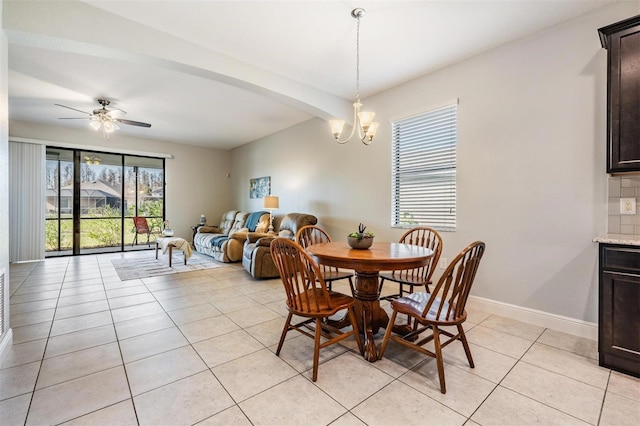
[114,118,151,128]
[55,104,91,115]
[106,108,127,116]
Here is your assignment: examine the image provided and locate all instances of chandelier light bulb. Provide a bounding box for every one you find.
[358,111,376,130]
[365,122,379,141]
[103,120,115,133]
[90,120,101,130]
[329,119,346,138]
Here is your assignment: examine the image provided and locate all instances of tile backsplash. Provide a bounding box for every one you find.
[608,176,640,235]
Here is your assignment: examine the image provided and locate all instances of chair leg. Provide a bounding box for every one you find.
[405,312,412,326]
[457,324,474,368]
[378,310,398,359]
[396,282,412,326]
[348,277,355,295]
[312,318,322,382]
[378,277,386,294]
[432,326,446,394]
[132,233,137,246]
[347,307,364,355]
[276,313,293,356]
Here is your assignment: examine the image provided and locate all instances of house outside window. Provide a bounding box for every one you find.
[391,104,457,231]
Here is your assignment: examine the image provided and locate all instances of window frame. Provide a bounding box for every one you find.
[391,104,457,232]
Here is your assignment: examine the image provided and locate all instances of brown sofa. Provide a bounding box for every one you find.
[242,213,318,278]
[194,210,270,262]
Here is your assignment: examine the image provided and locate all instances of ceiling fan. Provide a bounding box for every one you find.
[55,99,151,138]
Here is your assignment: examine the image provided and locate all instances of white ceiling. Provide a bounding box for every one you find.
[4,0,618,149]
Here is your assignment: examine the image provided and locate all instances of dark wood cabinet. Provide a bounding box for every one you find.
[599,15,640,173]
[599,244,640,377]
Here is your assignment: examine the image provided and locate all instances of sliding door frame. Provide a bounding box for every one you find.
[46,146,166,257]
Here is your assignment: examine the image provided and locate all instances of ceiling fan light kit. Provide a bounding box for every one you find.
[329,7,379,146]
[56,98,151,140]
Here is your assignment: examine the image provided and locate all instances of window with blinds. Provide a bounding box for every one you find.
[391,104,457,231]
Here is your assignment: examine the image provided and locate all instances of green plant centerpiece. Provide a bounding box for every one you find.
[348,223,375,249]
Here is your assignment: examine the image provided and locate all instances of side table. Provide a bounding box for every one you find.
[191,225,203,244]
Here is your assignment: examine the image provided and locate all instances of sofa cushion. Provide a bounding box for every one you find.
[230,212,250,234]
[219,210,239,235]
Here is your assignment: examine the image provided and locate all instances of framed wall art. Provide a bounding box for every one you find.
[249,176,271,199]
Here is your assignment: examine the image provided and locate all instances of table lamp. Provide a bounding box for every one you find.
[263,195,279,234]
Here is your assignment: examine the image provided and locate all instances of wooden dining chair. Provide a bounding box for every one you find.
[379,227,442,301]
[378,241,486,394]
[296,225,355,293]
[270,238,364,381]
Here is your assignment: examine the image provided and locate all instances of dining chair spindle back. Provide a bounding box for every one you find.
[296,225,355,293]
[378,240,486,394]
[379,226,442,300]
[270,238,364,381]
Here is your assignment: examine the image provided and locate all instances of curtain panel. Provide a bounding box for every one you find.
[9,141,45,261]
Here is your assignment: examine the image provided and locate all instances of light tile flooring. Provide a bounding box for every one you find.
[1,252,639,425]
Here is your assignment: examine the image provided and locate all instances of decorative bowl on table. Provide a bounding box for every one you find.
[347,223,375,250]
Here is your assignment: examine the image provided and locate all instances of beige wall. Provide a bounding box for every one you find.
[9,120,233,240]
[231,2,640,325]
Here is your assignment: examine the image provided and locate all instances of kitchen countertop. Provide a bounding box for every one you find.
[593,234,640,246]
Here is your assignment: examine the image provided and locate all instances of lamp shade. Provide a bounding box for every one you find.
[263,195,279,209]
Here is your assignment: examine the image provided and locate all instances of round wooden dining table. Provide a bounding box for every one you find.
[307,241,433,362]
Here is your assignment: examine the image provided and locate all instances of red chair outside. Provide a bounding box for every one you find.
[132,216,160,246]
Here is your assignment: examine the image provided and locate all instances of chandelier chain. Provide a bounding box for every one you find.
[356,13,361,102]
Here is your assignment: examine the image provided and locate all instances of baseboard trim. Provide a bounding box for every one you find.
[0,328,14,365]
[467,296,598,341]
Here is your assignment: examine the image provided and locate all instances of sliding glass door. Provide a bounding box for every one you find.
[45,147,165,257]
[45,149,74,255]
[79,152,124,254]
[124,157,165,247]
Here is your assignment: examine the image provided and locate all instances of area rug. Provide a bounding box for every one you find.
[111,251,223,280]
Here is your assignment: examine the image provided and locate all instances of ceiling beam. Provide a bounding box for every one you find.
[3,0,353,124]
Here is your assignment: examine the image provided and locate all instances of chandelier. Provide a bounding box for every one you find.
[89,115,118,139]
[329,8,379,145]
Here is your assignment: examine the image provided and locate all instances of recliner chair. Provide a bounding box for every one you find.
[242,213,317,278]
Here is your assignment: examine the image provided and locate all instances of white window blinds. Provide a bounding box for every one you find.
[9,141,46,261]
[391,104,457,231]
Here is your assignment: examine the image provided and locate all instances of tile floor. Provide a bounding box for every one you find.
[1,252,639,425]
